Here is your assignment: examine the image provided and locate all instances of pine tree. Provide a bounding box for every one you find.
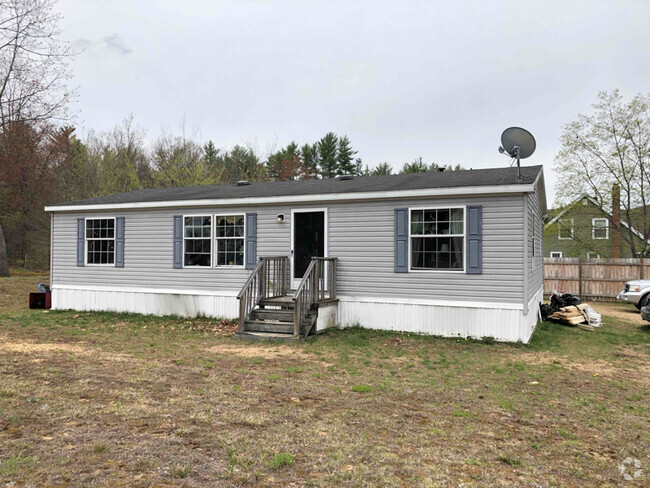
[355,158,363,175]
[300,143,319,179]
[317,132,338,178]
[203,141,220,170]
[202,141,222,184]
[336,135,357,175]
[220,145,267,183]
[266,142,301,181]
[400,157,431,174]
[265,149,282,180]
[371,162,393,175]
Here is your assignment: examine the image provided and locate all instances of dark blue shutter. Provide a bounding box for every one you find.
[76,218,85,267]
[466,205,482,274]
[115,217,125,267]
[245,213,257,269]
[173,215,183,268]
[394,208,408,273]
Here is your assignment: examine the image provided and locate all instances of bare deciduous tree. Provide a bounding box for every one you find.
[555,90,650,256]
[0,0,73,126]
[0,0,73,276]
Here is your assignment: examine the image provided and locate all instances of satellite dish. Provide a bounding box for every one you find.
[500,127,536,159]
[498,127,536,182]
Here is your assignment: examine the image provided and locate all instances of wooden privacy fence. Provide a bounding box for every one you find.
[544,257,649,301]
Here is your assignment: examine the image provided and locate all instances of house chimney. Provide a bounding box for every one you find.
[612,184,621,258]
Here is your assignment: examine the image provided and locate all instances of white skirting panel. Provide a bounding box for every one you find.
[338,293,542,343]
[52,288,239,319]
[521,285,544,343]
[316,303,338,332]
[52,287,544,343]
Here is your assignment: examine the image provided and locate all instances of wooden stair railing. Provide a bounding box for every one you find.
[237,256,289,332]
[293,257,337,338]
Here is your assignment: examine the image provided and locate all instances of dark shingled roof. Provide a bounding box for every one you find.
[50,164,543,207]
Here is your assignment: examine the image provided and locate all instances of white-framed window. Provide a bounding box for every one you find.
[409,207,464,271]
[183,215,212,267]
[85,218,115,265]
[592,218,609,239]
[215,214,245,267]
[532,213,536,258]
[550,251,562,258]
[587,252,600,259]
[558,219,574,240]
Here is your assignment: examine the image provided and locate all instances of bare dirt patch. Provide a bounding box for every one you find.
[511,349,650,387]
[206,343,303,359]
[0,336,136,363]
[593,301,646,325]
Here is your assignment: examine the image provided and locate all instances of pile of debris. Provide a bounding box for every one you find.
[540,292,602,331]
[549,304,602,331]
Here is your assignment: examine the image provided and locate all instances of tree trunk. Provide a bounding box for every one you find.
[0,221,9,277]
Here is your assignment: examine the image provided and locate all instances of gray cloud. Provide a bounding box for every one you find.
[70,34,132,56]
[71,38,92,51]
[102,34,132,55]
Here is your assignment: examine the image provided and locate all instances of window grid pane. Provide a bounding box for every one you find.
[85,218,116,265]
[215,214,245,266]
[558,219,573,239]
[411,208,463,236]
[183,216,212,267]
[410,208,464,271]
[593,219,608,239]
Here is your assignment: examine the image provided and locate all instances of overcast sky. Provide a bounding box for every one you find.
[59,0,650,206]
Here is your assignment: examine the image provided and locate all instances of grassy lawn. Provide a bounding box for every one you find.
[1,270,649,486]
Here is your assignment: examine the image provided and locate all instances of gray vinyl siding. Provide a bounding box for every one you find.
[51,194,526,305]
[527,186,544,302]
[329,196,523,303]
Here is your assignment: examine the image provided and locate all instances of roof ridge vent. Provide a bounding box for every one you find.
[236,180,251,186]
[335,174,354,180]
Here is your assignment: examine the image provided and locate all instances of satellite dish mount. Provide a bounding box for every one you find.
[498,127,536,182]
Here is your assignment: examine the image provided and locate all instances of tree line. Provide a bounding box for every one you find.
[0,115,463,269]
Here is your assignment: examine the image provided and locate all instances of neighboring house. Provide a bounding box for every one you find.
[544,194,646,259]
[44,165,547,343]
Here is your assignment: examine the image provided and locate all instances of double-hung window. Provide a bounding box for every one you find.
[215,214,245,266]
[592,218,609,239]
[86,218,115,265]
[558,219,574,240]
[410,208,464,271]
[532,213,536,258]
[184,216,212,267]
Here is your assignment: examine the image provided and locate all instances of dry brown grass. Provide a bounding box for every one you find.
[0,272,649,486]
[0,268,49,313]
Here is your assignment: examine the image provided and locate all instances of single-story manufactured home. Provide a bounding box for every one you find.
[44,164,547,342]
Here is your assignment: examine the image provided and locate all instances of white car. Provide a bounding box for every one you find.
[617,280,650,310]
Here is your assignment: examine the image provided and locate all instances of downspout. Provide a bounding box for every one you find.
[523,194,529,316]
